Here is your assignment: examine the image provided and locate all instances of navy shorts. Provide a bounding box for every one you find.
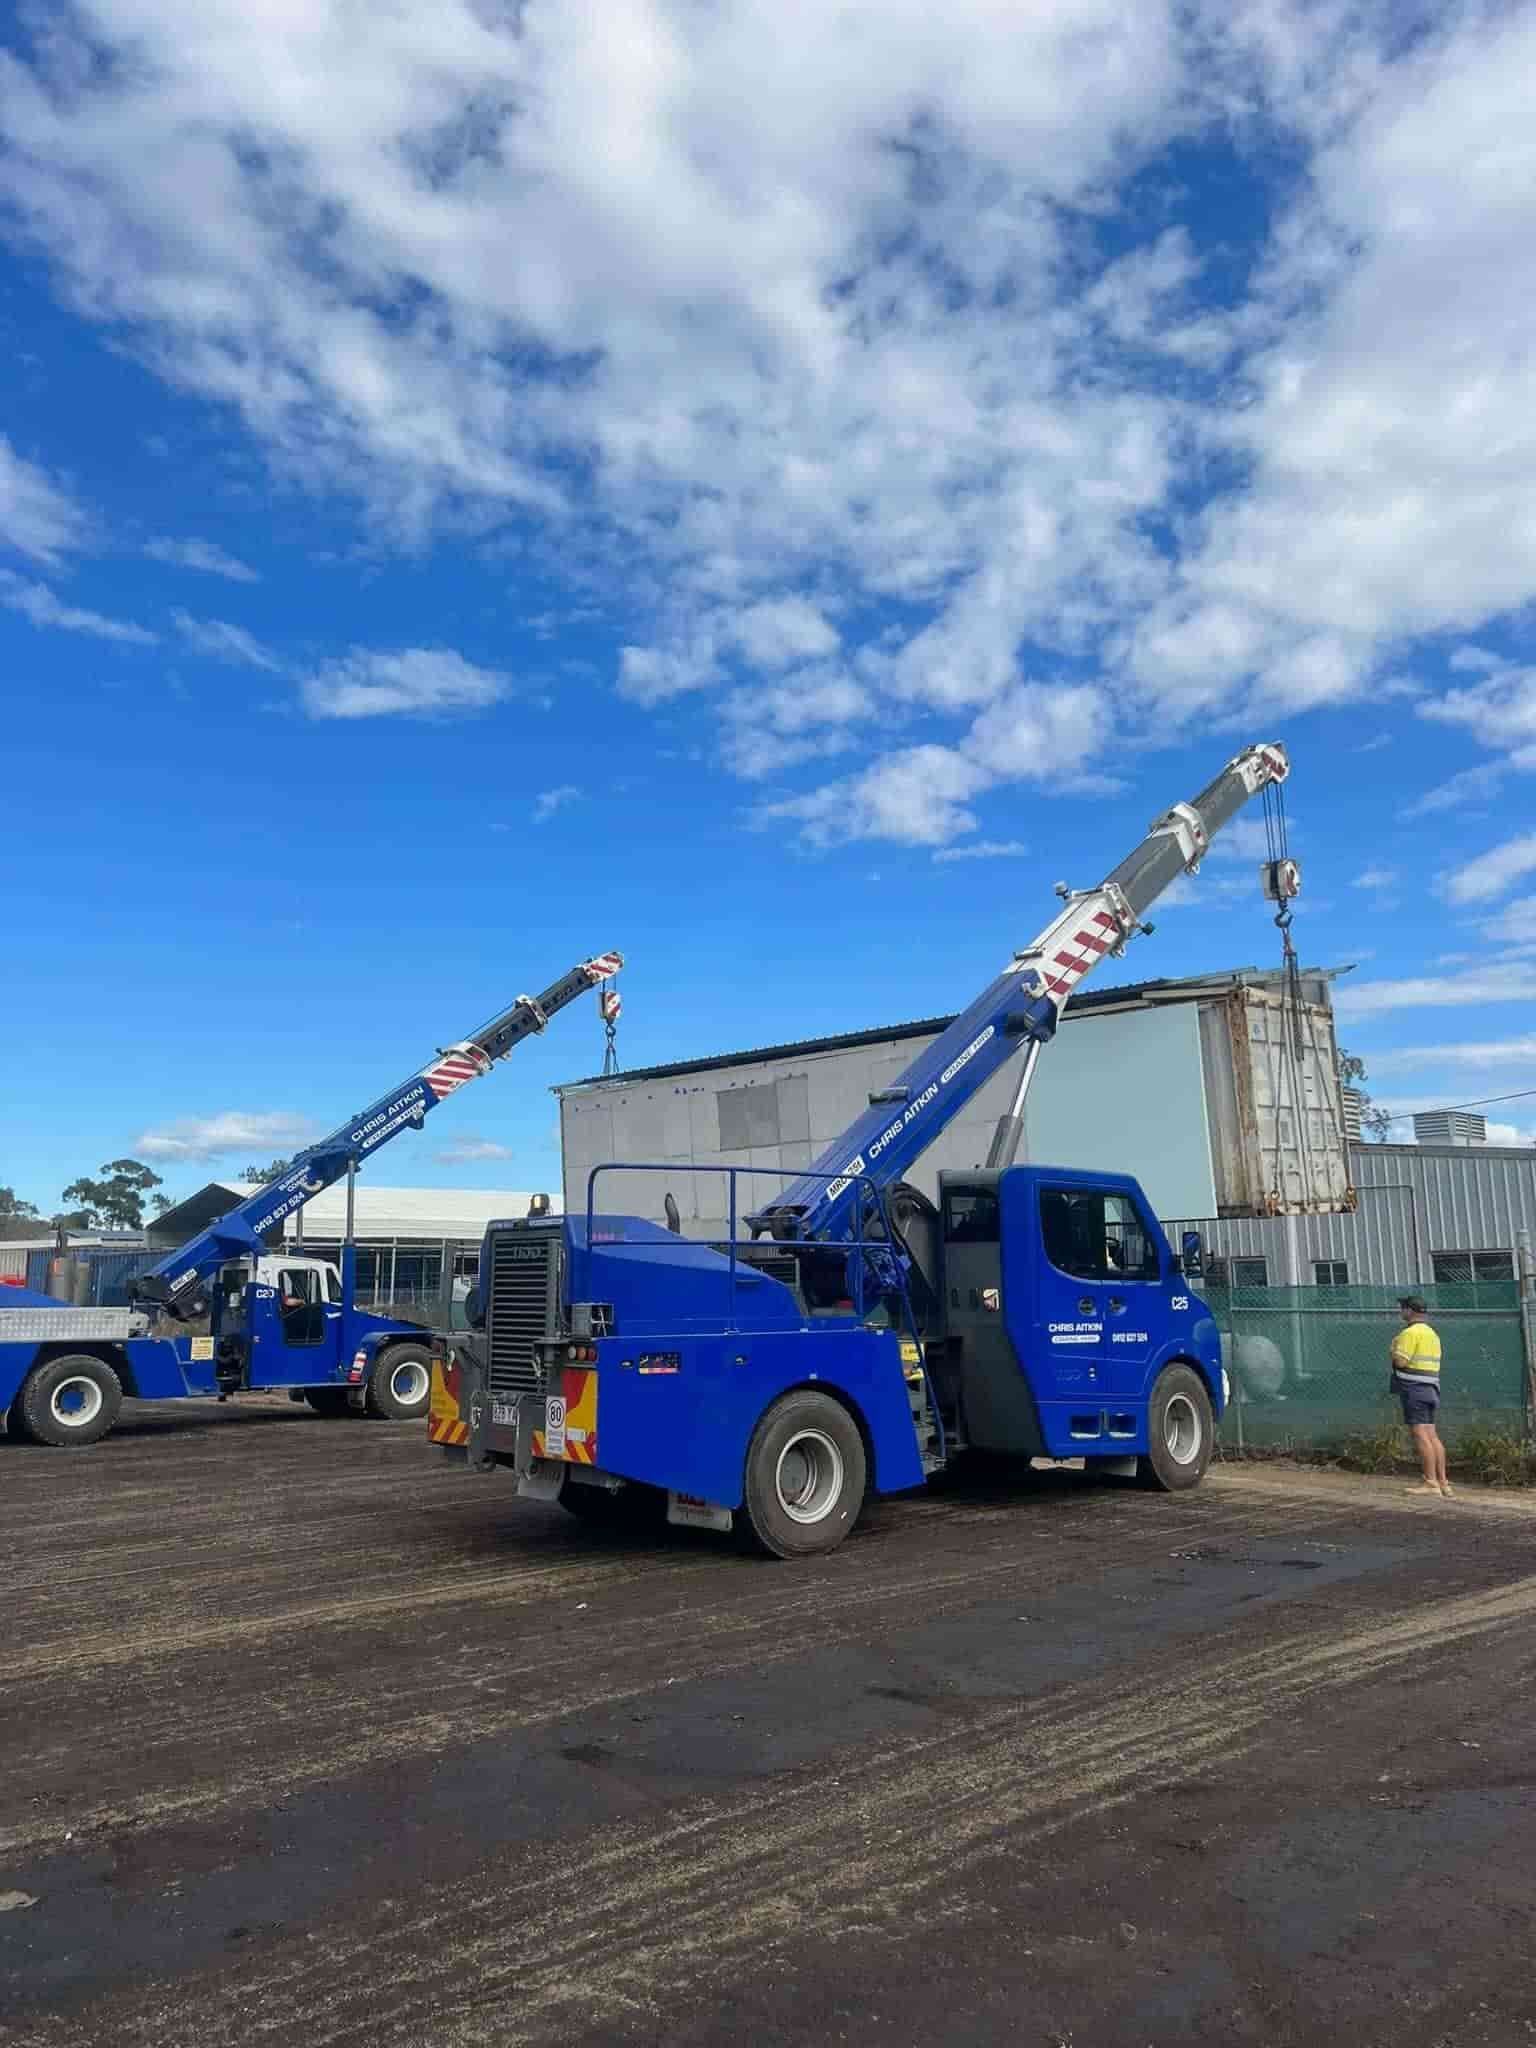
[1397,1381,1440,1427]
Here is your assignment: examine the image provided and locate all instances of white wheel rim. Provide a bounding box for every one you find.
[774,1429,845,1524]
[390,1360,430,1408]
[1164,1392,1203,1465]
[51,1376,104,1428]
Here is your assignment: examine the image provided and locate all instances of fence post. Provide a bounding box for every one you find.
[1518,1229,1536,1445]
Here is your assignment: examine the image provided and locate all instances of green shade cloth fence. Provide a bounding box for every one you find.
[1210,1283,1530,1448]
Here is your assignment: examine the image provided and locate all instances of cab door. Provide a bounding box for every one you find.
[248,1266,341,1385]
[1036,1183,1162,1413]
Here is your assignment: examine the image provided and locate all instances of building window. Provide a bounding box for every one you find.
[1314,1260,1349,1287]
[1207,1255,1269,1289]
[1431,1249,1515,1285]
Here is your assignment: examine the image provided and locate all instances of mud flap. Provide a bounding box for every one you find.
[454,1337,498,1475]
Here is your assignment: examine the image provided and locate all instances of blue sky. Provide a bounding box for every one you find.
[2,0,1534,1215]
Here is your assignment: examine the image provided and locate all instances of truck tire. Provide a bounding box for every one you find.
[17,1354,123,1448]
[366,1345,433,1421]
[741,1390,867,1559]
[305,1387,356,1418]
[1138,1364,1214,1492]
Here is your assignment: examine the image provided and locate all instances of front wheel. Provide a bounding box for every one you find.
[366,1345,434,1421]
[741,1390,867,1558]
[16,1355,123,1447]
[1138,1364,1215,1492]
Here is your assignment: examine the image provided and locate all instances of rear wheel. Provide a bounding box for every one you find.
[366,1345,434,1421]
[17,1355,123,1448]
[1138,1364,1214,1492]
[741,1390,867,1558]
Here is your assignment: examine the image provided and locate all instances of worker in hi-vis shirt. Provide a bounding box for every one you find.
[1390,1295,1452,1499]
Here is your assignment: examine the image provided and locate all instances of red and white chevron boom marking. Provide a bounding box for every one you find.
[420,1043,494,1101]
[583,953,623,981]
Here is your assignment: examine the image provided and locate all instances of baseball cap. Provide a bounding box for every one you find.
[1398,1294,1427,1315]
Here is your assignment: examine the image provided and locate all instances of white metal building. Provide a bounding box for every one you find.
[557,968,1535,1290]
[557,965,1347,1239]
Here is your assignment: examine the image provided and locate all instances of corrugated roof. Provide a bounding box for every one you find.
[278,1185,557,1239]
[553,965,1313,1091]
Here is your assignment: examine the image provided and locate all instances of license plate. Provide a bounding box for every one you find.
[544,1394,567,1458]
[491,1401,518,1428]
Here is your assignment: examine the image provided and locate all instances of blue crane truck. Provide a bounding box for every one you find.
[433,744,1299,1556]
[0,952,622,1447]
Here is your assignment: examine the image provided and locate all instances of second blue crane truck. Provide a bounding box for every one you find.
[434,744,1302,1555]
[0,953,622,1448]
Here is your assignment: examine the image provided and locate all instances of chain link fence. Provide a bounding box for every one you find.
[1211,1282,1530,1450]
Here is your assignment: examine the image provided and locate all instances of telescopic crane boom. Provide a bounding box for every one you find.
[750,743,1293,1247]
[134,952,624,1319]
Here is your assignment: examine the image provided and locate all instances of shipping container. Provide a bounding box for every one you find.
[1197,983,1353,1217]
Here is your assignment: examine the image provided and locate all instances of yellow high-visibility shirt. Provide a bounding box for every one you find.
[1391,1322,1442,1377]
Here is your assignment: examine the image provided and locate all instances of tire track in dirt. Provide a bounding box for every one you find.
[71,1571,1536,2048]
[1,1494,1343,1858]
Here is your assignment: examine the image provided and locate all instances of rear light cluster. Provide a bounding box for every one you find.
[543,1341,599,1364]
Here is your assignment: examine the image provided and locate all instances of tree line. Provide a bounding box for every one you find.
[0,1156,294,1234]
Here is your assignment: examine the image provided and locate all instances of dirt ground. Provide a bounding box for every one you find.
[3,1398,1535,2048]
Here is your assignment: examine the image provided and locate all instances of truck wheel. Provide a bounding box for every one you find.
[741,1390,867,1559]
[1138,1364,1214,1492]
[366,1346,433,1421]
[305,1388,355,1418]
[18,1355,123,1448]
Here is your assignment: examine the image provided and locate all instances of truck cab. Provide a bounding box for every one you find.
[932,1166,1225,1471]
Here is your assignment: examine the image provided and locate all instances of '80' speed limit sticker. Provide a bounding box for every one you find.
[543,1394,567,1457]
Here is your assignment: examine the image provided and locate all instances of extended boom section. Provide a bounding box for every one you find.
[750,743,1290,1246]
[134,952,623,1318]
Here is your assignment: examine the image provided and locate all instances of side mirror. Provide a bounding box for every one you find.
[1179,1230,1204,1280]
[465,1285,484,1330]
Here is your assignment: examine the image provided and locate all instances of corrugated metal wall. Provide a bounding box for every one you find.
[1165,1143,1536,1286]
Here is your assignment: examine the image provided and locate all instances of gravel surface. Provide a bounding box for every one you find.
[4,1400,1534,2046]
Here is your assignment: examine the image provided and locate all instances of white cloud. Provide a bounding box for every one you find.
[1335,964,1536,1015]
[1440,833,1536,907]
[0,569,156,644]
[533,785,582,822]
[1421,656,1536,762]
[9,7,1536,833]
[435,1137,514,1164]
[933,839,1030,863]
[172,609,283,672]
[300,647,510,720]
[1484,897,1536,947]
[146,536,259,582]
[1403,762,1508,819]
[0,435,84,564]
[1483,1122,1536,1149]
[763,744,986,849]
[1351,865,1397,890]
[1368,1036,1536,1074]
[729,598,840,671]
[135,1110,316,1162]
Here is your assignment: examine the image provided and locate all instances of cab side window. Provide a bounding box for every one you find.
[1040,1189,1161,1282]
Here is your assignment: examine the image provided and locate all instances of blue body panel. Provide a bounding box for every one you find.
[581,1323,925,1505]
[556,1210,923,1501]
